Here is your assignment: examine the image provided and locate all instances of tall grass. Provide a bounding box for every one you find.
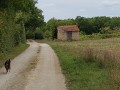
[80,47,120,90]
[51,45,107,90]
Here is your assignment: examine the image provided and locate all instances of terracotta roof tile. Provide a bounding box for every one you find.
[57,25,80,32]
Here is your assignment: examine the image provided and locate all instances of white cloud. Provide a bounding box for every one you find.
[36,0,120,21]
[36,3,56,8]
[79,9,87,12]
[102,0,120,7]
[43,3,55,7]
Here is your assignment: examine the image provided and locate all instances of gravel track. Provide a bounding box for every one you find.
[0,41,67,90]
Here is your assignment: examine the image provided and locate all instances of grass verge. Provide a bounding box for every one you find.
[0,44,29,67]
[51,45,108,90]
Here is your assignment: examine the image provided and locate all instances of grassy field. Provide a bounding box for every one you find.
[37,38,120,90]
[0,44,29,67]
[52,45,108,90]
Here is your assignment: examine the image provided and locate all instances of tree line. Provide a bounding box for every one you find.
[44,16,120,39]
[0,0,44,53]
[75,16,120,35]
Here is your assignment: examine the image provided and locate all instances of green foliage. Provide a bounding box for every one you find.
[0,9,19,53]
[14,24,23,45]
[0,0,36,12]
[80,33,120,40]
[44,30,52,39]
[100,27,111,34]
[34,27,44,39]
[25,7,44,31]
[26,31,35,39]
[25,6,44,37]
[26,26,46,39]
[0,0,44,54]
[75,16,94,34]
[46,18,57,39]
[110,17,120,29]
[75,16,120,35]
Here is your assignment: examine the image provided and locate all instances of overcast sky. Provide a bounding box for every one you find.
[36,0,120,22]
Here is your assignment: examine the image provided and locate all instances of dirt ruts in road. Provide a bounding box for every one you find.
[25,43,67,90]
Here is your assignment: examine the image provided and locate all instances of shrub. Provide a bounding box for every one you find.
[44,30,52,39]
[26,31,35,39]
[34,28,44,39]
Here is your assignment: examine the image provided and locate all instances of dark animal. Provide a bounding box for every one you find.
[4,59,11,73]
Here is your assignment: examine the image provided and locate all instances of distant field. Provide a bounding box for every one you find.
[36,38,120,90]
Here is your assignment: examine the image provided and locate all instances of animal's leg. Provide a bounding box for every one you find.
[6,69,8,73]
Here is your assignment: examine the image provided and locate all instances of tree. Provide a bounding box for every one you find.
[75,16,112,34]
[25,5,44,39]
[46,18,57,39]
[0,0,44,53]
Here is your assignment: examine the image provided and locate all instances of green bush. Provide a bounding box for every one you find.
[44,30,52,39]
[26,31,35,39]
[34,28,44,39]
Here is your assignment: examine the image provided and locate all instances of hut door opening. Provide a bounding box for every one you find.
[67,31,72,40]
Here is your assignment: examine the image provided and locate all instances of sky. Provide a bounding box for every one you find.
[36,0,120,22]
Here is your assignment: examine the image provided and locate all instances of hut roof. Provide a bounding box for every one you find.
[57,25,79,32]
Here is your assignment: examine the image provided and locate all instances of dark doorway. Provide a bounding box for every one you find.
[67,31,72,40]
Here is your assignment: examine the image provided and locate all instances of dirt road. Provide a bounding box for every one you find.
[0,41,67,90]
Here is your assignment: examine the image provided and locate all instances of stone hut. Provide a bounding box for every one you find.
[57,25,80,40]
